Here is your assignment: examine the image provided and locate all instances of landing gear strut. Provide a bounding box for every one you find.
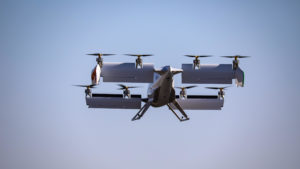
[132,102,151,121]
[167,100,190,122]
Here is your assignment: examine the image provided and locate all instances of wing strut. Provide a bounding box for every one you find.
[132,102,151,121]
[167,100,190,122]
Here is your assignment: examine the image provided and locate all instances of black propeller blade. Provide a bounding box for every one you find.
[221,55,250,59]
[87,53,115,56]
[175,85,197,90]
[118,84,139,90]
[184,55,212,58]
[125,54,153,57]
[206,86,230,90]
[73,84,96,89]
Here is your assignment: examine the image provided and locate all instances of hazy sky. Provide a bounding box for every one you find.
[1,0,300,169]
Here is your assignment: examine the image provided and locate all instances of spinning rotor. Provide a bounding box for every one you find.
[221,55,250,69]
[175,85,197,99]
[206,86,230,98]
[74,84,96,97]
[87,53,115,67]
[184,55,211,69]
[125,54,152,69]
[118,84,139,98]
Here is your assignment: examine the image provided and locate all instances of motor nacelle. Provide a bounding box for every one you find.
[233,59,239,70]
[123,89,131,98]
[218,90,225,98]
[179,90,187,99]
[136,57,143,69]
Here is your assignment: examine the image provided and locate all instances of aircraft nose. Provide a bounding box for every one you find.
[161,66,171,72]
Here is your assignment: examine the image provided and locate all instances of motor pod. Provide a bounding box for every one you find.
[91,64,101,85]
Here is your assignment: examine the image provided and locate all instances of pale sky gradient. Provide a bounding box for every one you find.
[1,0,300,169]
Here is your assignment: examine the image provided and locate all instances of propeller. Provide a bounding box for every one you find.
[206,86,229,90]
[117,84,139,90]
[125,54,152,68]
[118,84,140,98]
[221,55,250,69]
[184,55,212,69]
[206,86,230,97]
[206,86,230,91]
[184,55,212,58]
[221,55,250,60]
[87,53,115,57]
[73,84,96,89]
[175,85,197,99]
[175,85,197,90]
[74,84,95,97]
[125,54,153,57]
[87,53,115,67]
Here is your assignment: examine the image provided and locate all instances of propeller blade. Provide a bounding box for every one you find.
[125,54,153,57]
[87,53,115,56]
[184,55,212,58]
[206,86,230,90]
[127,86,139,89]
[175,85,197,89]
[118,84,140,89]
[73,84,95,88]
[118,84,127,89]
[185,85,197,89]
[221,55,250,58]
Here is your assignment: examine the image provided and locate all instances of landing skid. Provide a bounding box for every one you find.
[132,102,151,121]
[167,100,190,122]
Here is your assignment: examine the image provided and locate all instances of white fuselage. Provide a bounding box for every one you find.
[147,66,176,107]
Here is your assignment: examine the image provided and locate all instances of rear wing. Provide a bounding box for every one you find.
[101,62,154,83]
[86,94,142,109]
[170,95,224,110]
[181,64,244,87]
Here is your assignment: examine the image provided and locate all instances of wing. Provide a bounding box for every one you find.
[86,94,142,109]
[181,64,245,87]
[170,95,224,110]
[101,62,154,83]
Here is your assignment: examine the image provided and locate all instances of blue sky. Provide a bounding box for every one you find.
[1,0,300,169]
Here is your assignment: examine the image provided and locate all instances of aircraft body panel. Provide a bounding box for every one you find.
[182,64,234,84]
[101,62,154,83]
[171,96,224,110]
[86,94,141,109]
[150,71,174,107]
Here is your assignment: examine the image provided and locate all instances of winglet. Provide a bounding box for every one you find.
[154,67,183,75]
[171,67,183,75]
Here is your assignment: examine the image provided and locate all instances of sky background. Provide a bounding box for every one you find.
[1,0,300,169]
